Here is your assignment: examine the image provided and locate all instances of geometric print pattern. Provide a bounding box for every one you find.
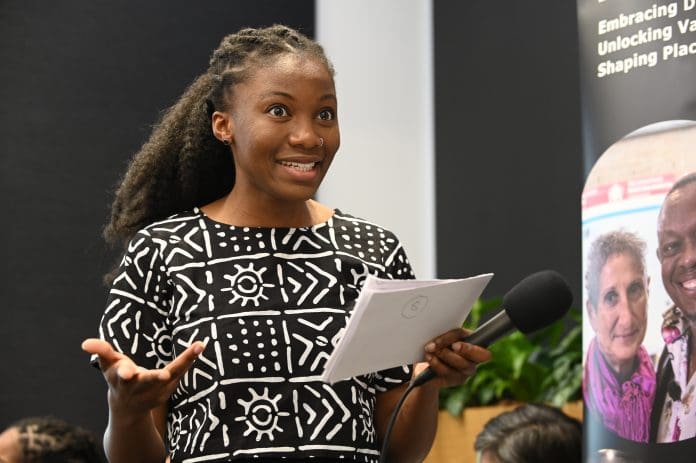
[97,208,414,462]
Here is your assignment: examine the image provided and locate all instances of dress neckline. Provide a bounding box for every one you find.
[195,207,339,231]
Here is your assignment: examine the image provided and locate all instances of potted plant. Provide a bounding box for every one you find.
[424,298,583,463]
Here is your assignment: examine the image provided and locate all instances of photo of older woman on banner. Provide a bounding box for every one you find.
[584,230,655,442]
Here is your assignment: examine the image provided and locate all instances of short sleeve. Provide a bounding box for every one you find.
[375,233,415,389]
[384,237,415,281]
[97,230,174,369]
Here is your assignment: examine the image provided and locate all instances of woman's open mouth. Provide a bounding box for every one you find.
[279,160,318,172]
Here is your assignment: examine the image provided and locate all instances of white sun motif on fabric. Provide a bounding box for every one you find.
[222,263,275,307]
[143,321,173,369]
[236,387,290,442]
[168,410,186,458]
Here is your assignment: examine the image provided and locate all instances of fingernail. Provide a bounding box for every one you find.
[425,342,437,353]
[452,342,463,352]
[193,343,204,355]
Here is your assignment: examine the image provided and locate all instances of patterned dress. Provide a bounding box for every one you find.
[96,208,414,462]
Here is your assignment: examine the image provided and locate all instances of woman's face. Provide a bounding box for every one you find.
[588,253,649,373]
[215,53,339,208]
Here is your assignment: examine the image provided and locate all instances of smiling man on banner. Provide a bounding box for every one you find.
[651,172,696,442]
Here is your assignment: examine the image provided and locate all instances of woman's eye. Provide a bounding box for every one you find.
[628,281,645,300]
[268,106,289,117]
[603,290,618,306]
[318,109,335,121]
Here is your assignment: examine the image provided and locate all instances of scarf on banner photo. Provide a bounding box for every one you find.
[655,305,696,442]
[584,337,656,442]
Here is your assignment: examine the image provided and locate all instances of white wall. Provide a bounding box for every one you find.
[316,0,436,278]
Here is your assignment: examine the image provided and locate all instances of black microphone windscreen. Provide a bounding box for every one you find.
[502,270,573,334]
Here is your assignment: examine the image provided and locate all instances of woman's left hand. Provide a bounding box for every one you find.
[414,328,492,388]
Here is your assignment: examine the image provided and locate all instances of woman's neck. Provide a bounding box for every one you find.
[201,193,333,228]
[607,353,638,383]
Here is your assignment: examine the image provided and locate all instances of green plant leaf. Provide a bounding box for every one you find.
[439,297,583,415]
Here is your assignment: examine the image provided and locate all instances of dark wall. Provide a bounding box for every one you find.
[0,0,313,433]
[434,3,584,304]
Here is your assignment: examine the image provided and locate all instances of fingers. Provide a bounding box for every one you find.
[82,338,125,371]
[425,354,475,382]
[424,329,492,363]
[163,341,206,382]
[424,328,467,353]
[451,341,492,363]
[82,337,114,358]
[422,328,493,386]
[84,338,205,386]
[425,327,482,351]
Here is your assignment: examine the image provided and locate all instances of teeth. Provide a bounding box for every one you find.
[683,279,696,290]
[280,161,316,172]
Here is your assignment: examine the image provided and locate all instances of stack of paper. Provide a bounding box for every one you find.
[321,273,494,384]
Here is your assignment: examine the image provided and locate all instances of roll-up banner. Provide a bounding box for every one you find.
[578,1,696,461]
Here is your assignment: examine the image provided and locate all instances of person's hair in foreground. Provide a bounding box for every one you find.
[474,403,582,463]
[103,24,333,258]
[7,416,103,463]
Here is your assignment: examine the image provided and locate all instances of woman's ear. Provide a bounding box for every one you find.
[212,111,234,145]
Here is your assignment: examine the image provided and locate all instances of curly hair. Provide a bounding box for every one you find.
[474,403,581,463]
[585,230,647,309]
[12,416,104,463]
[103,25,333,280]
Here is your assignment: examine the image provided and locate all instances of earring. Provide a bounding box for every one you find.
[222,139,230,146]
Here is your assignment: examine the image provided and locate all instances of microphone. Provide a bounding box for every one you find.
[411,270,573,387]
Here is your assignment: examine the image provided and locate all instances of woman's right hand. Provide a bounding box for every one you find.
[81,338,205,418]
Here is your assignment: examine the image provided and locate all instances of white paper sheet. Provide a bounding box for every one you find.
[321,273,494,384]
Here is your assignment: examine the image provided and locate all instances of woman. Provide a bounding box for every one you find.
[81,25,490,463]
[584,230,655,442]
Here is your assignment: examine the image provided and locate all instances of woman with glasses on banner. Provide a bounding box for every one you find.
[584,230,656,442]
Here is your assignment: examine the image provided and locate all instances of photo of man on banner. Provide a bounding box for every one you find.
[651,172,696,442]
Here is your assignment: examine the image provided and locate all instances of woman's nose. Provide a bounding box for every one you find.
[615,295,633,319]
[288,119,322,149]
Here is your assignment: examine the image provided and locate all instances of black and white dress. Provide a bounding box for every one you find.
[97,208,414,462]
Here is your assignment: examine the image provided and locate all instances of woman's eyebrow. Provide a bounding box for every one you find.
[261,91,294,100]
[259,91,337,102]
[319,93,337,102]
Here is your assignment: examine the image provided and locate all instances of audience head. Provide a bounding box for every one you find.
[0,416,103,463]
[474,403,582,463]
